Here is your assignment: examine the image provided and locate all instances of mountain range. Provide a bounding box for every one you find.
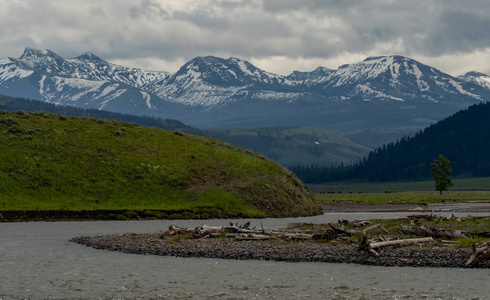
[1,48,490,132]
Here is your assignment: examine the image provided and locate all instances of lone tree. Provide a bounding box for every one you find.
[430,154,454,195]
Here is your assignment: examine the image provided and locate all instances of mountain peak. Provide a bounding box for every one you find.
[287,66,334,81]
[464,71,489,77]
[74,52,103,61]
[20,47,61,60]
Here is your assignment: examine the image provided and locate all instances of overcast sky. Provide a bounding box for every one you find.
[1,0,489,76]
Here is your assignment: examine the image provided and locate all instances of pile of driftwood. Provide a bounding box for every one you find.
[164,222,316,241]
[162,214,490,267]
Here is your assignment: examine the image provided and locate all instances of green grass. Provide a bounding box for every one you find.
[308,177,490,193]
[308,177,490,203]
[314,190,490,204]
[311,177,490,204]
[0,110,322,217]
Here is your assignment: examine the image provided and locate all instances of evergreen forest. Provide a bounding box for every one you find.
[292,102,490,183]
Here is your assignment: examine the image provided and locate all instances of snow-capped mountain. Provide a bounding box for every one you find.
[319,55,485,102]
[1,48,489,131]
[458,71,490,91]
[148,56,297,107]
[10,47,169,87]
[0,48,174,115]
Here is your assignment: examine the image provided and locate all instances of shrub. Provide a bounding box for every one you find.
[182,211,195,219]
[144,210,168,219]
[15,111,31,118]
[123,211,138,219]
[1,117,19,126]
[115,214,129,220]
[200,208,222,218]
[168,213,183,220]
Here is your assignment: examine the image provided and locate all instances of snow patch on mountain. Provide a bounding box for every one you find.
[251,91,303,102]
[354,84,404,101]
[98,88,127,110]
[447,79,482,100]
[409,64,430,92]
[140,91,153,109]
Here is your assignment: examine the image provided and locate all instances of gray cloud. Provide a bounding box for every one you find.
[0,0,489,75]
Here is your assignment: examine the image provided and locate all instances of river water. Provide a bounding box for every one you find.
[1,212,489,299]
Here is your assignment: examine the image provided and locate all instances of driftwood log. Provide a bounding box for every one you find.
[361,224,389,235]
[163,222,355,241]
[400,225,490,239]
[163,223,308,240]
[465,241,490,267]
[360,236,434,256]
[400,225,468,239]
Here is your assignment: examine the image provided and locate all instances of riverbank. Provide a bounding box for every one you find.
[72,233,489,268]
[0,209,233,222]
[3,201,490,222]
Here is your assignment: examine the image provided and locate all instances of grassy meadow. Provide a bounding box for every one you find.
[311,177,490,204]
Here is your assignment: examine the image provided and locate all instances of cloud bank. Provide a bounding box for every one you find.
[0,0,489,75]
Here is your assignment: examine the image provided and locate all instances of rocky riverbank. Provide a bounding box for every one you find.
[72,233,490,269]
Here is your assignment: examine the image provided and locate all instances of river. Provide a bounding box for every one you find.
[1,212,489,299]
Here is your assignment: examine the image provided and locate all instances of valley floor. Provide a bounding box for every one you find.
[321,201,490,213]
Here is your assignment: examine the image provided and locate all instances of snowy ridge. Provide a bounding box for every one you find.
[319,55,485,103]
[327,56,397,87]
[0,48,168,112]
[0,58,34,84]
[458,72,490,91]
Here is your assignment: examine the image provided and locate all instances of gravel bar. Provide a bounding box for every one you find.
[71,234,490,269]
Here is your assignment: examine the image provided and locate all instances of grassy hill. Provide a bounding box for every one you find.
[0,110,321,218]
[208,127,372,167]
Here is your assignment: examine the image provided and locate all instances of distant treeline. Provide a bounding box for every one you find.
[292,102,490,183]
[0,96,202,135]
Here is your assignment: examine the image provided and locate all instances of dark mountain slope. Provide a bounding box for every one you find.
[292,102,490,183]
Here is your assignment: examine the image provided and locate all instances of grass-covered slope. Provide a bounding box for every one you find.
[0,110,321,218]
